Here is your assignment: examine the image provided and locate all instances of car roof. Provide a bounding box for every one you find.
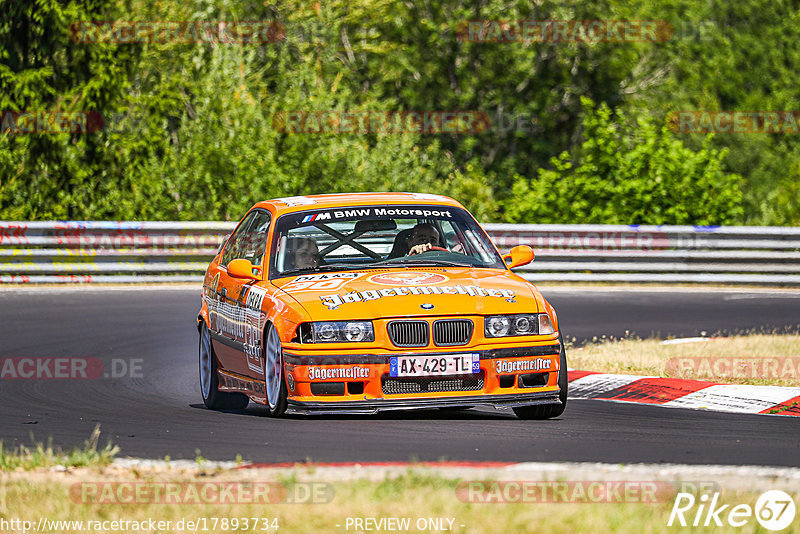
[252,192,465,215]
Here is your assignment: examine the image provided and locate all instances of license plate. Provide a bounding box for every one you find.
[389,354,480,377]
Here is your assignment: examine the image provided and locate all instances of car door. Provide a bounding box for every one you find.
[234,211,272,378]
[211,210,271,378]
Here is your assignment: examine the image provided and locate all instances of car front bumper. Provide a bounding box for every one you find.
[282,340,563,413]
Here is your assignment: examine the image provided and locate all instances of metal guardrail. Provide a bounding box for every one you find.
[1,221,799,284]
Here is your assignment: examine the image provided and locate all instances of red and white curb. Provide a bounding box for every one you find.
[567,370,800,416]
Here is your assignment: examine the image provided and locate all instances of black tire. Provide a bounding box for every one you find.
[513,334,568,420]
[262,323,288,417]
[199,322,249,411]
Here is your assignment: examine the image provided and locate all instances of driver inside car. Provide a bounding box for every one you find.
[287,237,321,270]
[406,223,442,255]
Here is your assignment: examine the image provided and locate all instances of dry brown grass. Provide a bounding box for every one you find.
[568,334,800,386]
[1,467,796,534]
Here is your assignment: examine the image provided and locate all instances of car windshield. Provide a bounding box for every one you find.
[271,204,505,277]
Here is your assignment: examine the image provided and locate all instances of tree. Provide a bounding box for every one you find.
[506,98,743,224]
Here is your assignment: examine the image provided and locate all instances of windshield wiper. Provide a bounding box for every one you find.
[395,259,476,268]
[280,263,360,277]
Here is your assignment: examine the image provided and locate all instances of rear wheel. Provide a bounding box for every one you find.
[513,334,568,420]
[199,322,249,411]
[262,323,288,417]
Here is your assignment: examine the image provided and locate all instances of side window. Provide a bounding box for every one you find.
[439,220,459,251]
[242,211,272,267]
[221,211,259,267]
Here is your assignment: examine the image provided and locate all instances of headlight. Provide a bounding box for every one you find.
[484,314,554,337]
[485,316,511,337]
[310,321,374,343]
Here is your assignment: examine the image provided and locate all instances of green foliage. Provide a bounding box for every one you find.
[506,99,743,224]
[0,0,796,224]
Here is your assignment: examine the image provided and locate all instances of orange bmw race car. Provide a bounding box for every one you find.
[197,192,567,419]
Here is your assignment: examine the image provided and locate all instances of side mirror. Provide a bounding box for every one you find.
[503,245,535,269]
[227,258,261,280]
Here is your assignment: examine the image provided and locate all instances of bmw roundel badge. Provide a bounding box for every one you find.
[420,303,434,310]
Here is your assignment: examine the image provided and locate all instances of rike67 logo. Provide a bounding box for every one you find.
[668,490,796,531]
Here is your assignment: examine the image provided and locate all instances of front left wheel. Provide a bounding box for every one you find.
[513,333,568,420]
[262,323,288,417]
[199,322,249,411]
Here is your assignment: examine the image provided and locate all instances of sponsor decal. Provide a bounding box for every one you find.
[282,273,361,293]
[296,207,454,222]
[245,286,266,311]
[495,358,551,374]
[276,196,316,206]
[320,284,515,310]
[300,212,331,223]
[308,366,370,380]
[294,273,359,282]
[374,207,453,218]
[219,373,265,395]
[369,272,448,286]
[410,193,450,201]
[243,286,268,373]
[207,288,266,374]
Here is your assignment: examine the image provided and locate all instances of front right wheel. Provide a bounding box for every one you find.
[513,334,568,420]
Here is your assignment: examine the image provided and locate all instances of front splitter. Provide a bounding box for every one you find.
[286,391,561,415]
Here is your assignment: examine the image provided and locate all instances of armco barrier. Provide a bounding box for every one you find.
[0,221,799,284]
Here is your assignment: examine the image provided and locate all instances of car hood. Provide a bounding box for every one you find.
[273,268,540,319]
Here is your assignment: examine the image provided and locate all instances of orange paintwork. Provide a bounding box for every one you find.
[198,193,563,410]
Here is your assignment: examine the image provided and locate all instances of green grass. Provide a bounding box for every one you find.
[0,425,118,471]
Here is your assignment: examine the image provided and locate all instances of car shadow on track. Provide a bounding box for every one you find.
[188,403,516,420]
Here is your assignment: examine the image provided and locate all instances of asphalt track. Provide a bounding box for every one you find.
[0,287,798,465]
